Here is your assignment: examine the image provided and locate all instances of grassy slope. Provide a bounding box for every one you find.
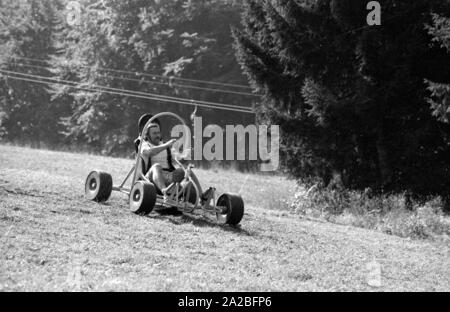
[0,145,449,291]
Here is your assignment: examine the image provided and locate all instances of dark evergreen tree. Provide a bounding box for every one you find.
[234,0,450,196]
[0,0,64,145]
[426,13,450,123]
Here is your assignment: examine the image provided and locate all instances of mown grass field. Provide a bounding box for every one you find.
[0,145,449,291]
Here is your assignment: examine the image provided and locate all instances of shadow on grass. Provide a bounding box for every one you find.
[147,207,255,237]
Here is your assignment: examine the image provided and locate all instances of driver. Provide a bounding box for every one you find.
[136,114,212,202]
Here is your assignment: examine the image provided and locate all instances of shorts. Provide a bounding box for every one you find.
[162,168,184,184]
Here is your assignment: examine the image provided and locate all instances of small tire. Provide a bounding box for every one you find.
[85,171,113,203]
[216,193,244,225]
[130,181,157,215]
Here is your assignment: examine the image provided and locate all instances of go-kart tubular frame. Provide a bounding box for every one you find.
[103,112,245,224]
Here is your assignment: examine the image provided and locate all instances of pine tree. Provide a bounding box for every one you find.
[51,0,252,155]
[234,0,450,196]
[0,0,63,145]
[426,13,450,123]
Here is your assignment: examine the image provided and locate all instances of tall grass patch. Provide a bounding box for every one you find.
[289,186,450,241]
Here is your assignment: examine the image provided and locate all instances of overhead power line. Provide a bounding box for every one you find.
[1,73,254,114]
[9,60,261,98]
[9,55,255,91]
[0,69,255,114]
[0,68,253,111]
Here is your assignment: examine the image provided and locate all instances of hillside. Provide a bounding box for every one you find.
[0,145,449,291]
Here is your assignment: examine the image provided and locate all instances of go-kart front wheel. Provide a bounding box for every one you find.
[85,171,113,203]
[130,181,157,215]
[216,193,244,225]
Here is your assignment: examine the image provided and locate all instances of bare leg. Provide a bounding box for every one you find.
[146,164,167,192]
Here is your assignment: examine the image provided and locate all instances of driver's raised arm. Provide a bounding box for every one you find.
[141,140,176,158]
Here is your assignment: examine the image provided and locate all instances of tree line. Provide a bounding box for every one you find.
[0,0,255,162]
[1,0,450,202]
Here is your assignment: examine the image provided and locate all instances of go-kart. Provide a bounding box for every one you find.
[84,112,245,225]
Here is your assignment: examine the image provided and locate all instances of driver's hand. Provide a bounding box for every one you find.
[166,139,177,148]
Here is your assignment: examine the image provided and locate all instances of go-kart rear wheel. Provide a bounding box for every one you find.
[130,181,157,215]
[216,193,244,225]
[85,171,113,203]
